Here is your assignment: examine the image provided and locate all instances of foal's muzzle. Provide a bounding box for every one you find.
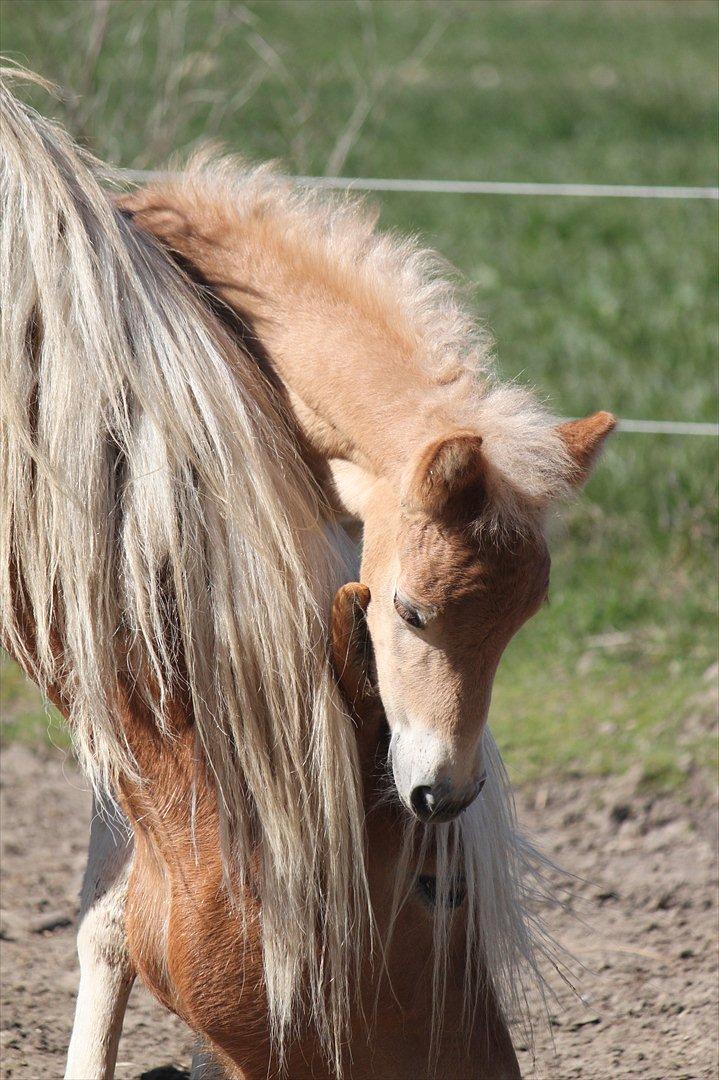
[409,774,487,824]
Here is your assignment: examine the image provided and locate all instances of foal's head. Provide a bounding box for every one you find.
[333,411,615,823]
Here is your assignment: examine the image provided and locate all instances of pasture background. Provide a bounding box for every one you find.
[2,0,717,791]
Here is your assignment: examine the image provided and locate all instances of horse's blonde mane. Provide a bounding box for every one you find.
[0,76,369,1067]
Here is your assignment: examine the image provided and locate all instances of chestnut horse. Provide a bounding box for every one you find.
[1,74,614,1077]
[65,582,521,1079]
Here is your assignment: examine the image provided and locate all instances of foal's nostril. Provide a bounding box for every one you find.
[409,777,486,823]
[410,785,436,821]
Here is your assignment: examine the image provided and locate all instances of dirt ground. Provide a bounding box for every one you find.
[0,743,716,1080]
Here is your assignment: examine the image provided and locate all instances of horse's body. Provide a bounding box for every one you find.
[119,589,519,1078]
[62,588,521,1079]
[63,586,519,1079]
[1,74,614,1078]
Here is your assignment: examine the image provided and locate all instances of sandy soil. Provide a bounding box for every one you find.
[0,743,716,1080]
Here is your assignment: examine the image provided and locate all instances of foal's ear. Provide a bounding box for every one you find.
[402,431,486,516]
[557,411,617,485]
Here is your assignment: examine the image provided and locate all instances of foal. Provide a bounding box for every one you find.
[121,161,615,825]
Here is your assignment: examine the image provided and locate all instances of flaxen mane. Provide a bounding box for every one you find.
[0,75,369,1067]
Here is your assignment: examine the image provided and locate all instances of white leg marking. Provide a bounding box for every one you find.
[65,797,135,1080]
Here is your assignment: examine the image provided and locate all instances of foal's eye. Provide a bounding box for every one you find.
[393,591,425,629]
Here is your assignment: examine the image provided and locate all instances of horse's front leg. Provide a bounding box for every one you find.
[65,796,135,1080]
[65,795,230,1080]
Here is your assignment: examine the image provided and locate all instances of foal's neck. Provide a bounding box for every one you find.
[256,281,478,479]
[200,230,479,478]
[122,181,483,481]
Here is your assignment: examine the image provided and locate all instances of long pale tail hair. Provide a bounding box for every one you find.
[389,732,564,1073]
[0,72,369,1067]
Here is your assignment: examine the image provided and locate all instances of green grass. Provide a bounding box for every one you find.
[0,652,68,751]
[1,0,717,790]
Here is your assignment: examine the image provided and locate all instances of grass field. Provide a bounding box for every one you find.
[1,0,717,789]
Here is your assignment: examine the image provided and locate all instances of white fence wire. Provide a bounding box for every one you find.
[123,169,719,202]
[296,176,719,201]
[122,168,719,437]
[579,419,717,437]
